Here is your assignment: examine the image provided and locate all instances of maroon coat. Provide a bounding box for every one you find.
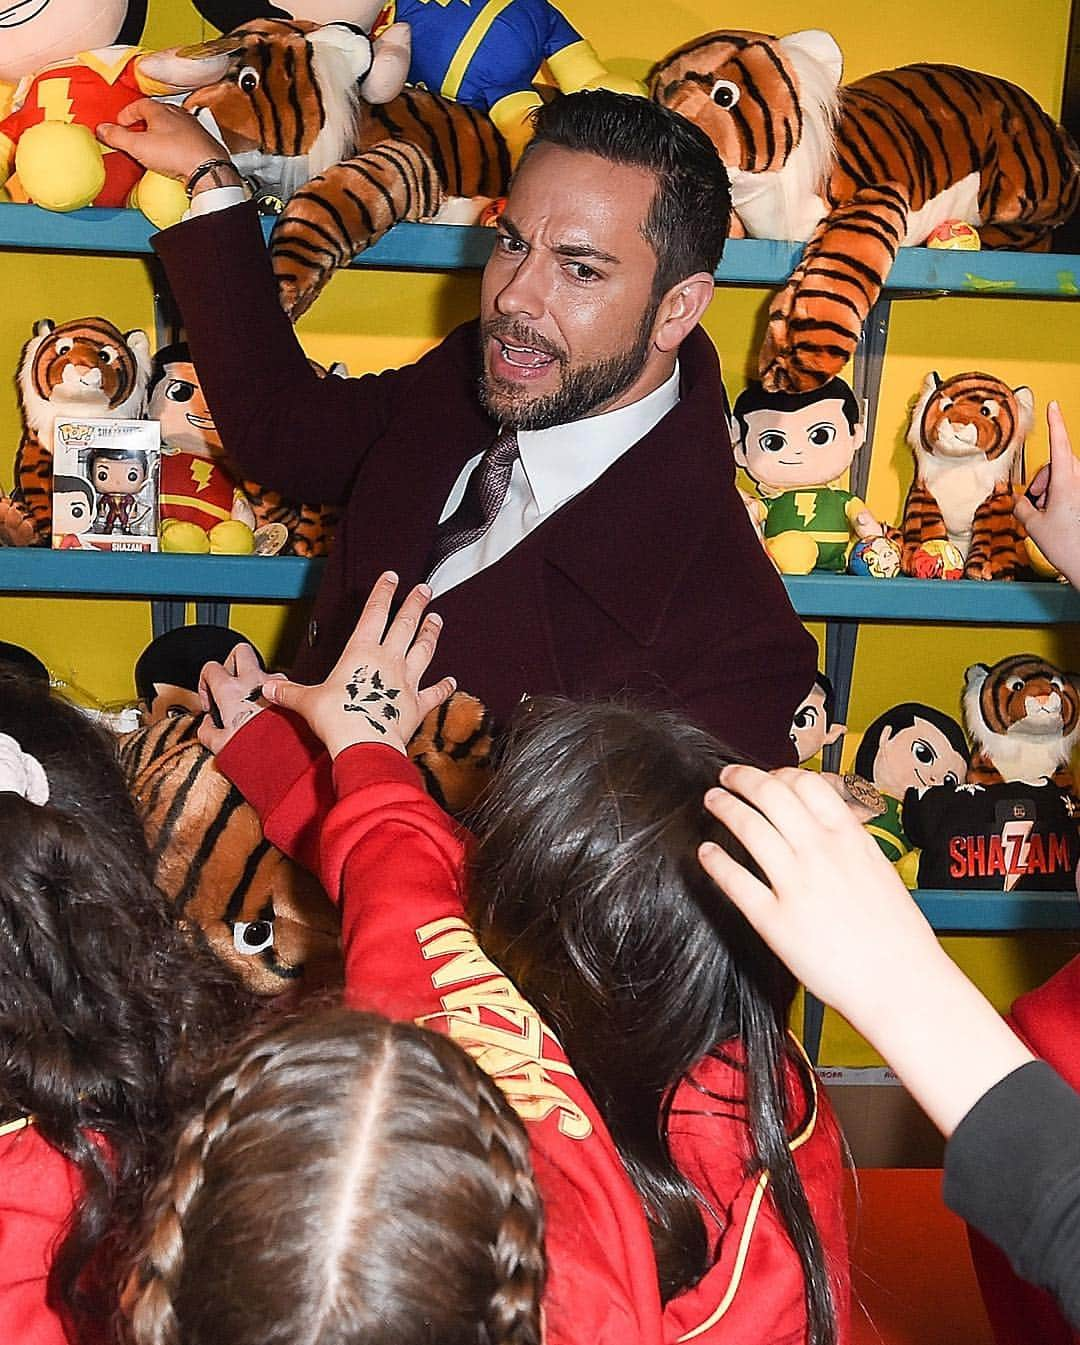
[154,203,815,764]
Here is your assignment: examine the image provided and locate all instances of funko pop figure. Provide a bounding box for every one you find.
[90,447,152,534]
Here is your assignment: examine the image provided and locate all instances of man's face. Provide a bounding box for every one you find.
[143,682,205,726]
[873,718,967,797]
[53,488,93,535]
[92,456,147,496]
[479,144,664,431]
[790,683,841,764]
[150,360,222,457]
[738,400,863,489]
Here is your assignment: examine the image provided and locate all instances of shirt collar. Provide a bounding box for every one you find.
[515,362,681,516]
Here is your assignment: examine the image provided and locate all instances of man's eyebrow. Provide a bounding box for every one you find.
[553,241,620,265]
[497,215,619,265]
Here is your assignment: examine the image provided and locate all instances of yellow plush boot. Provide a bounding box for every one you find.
[766,531,819,575]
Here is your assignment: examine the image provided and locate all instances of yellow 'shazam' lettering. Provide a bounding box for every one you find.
[416,915,592,1139]
[39,78,75,124]
[794,492,817,525]
[189,459,214,493]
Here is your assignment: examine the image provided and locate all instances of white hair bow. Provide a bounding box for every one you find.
[0,733,49,805]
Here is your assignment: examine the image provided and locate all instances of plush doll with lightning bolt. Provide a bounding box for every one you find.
[0,0,228,218]
[731,375,894,575]
[148,342,259,555]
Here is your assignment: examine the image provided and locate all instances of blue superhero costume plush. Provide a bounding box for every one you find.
[191,0,644,158]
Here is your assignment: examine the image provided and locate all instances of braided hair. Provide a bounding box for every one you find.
[0,673,255,1335]
[127,1007,545,1345]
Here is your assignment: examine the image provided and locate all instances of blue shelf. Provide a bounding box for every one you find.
[0,202,1076,295]
[3,553,1079,623]
[0,548,324,600]
[787,573,1080,624]
[914,889,1080,931]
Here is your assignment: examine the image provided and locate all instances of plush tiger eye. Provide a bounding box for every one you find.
[711,79,740,109]
[239,65,260,94]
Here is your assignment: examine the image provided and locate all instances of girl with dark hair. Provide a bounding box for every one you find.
[126,1007,546,1345]
[202,572,849,1345]
[0,673,254,1345]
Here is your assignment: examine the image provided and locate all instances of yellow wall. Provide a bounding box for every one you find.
[0,0,1077,1059]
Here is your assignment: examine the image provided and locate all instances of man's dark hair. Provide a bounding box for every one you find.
[732,378,862,446]
[854,701,970,781]
[523,90,731,301]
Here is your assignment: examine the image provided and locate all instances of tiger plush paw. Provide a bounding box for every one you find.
[0,495,38,547]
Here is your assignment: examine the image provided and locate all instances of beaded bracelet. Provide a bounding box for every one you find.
[184,158,241,199]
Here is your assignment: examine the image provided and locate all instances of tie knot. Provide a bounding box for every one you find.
[487,427,519,465]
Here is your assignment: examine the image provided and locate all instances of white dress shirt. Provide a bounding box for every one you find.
[428,366,680,595]
[184,185,682,597]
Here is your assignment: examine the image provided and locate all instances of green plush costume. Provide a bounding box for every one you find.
[758,485,867,572]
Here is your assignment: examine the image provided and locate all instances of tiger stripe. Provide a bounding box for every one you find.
[13,317,148,545]
[901,372,1032,581]
[650,34,1080,391]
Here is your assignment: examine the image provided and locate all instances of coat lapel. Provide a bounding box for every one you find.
[538,325,736,648]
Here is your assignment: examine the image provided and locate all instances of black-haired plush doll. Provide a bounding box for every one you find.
[134,625,265,725]
[854,702,970,868]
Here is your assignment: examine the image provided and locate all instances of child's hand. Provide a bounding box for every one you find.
[699,764,944,1034]
[262,572,456,758]
[197,643,282,755]
[1016,402,1080,589]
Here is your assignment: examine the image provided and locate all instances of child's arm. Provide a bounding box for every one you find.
[258,576,665,1344]
[1015,402,1080,589]
[697,764,1034,1139]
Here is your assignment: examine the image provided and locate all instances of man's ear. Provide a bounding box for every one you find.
[652,272,715,354]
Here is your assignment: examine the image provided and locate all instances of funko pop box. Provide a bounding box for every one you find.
[52,418,161,553]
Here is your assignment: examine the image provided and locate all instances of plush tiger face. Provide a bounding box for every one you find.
[909,371,1035,465]
[181,18,407,196]
[964,655,1080,784]
[649,27,841,238]
[118,713,343,996]
[18,317,152,440]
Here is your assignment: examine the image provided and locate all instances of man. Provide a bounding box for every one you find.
[99,90,815,763]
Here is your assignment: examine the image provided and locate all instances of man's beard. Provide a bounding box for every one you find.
[478,307,657,431]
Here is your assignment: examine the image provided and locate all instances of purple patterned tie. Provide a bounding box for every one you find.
[425,428,520,578]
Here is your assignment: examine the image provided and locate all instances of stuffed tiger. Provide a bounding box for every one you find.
[901,370,1033,581]
[170,18,510,318]
[963,654,1080,793]
[650,30,1080,393]
[118,712,344,996]
[118,691,493,990]
[8,316,153,546]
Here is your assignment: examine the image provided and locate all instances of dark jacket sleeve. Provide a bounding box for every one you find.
[152,203,405,504]
[944,1060,1080,1329]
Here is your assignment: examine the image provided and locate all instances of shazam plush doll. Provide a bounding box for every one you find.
[732,376,891,575]
[148,342,261,554]
[0,0,226,218]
